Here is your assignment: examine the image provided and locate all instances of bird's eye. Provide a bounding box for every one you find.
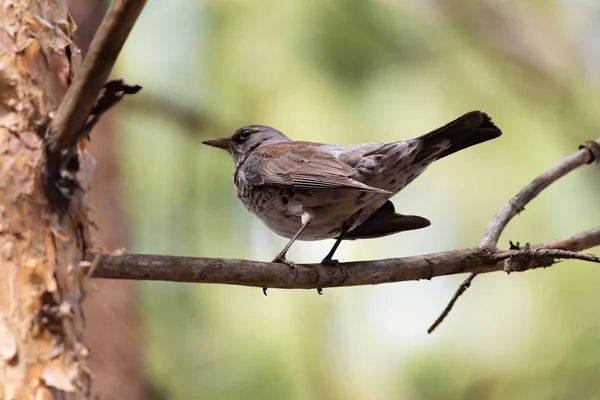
[240,129,252,139]
[234,128,252,143]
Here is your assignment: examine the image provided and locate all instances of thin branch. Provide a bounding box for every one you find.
[480,141,598,248]
[428,140,599,333]
[497,248,600,267]
[426,244,600,334]
[47,0,147,153]
[535,227,600,252]
[427,139,600,333]
[427,273,477,334]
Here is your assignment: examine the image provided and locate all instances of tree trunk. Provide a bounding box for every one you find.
[0,2,91,398]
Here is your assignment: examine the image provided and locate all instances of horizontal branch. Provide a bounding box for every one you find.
[90,227,600,289]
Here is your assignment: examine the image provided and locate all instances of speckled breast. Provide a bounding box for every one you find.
[234,175,307,238]
[234,171,387,241]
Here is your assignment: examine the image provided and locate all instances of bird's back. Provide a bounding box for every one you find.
[329,110,501,194]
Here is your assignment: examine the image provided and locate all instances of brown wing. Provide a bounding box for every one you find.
[241,143,391,193]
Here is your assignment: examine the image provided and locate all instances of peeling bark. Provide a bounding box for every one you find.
[0,2,91,398]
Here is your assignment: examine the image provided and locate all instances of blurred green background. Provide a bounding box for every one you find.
[97,0,600,398]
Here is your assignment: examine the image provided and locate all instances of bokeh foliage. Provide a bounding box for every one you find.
[115,0,600,398]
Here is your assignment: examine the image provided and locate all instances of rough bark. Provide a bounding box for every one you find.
[0,1,91,398]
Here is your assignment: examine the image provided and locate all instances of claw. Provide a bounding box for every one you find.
[271,253,299,283]
[322,257,342,279]
[266,254,294,295]
[272,254,296,269]
[319,258,339,294]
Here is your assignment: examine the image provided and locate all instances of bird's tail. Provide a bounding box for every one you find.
[415,111,502,162]
[344,200,430,240]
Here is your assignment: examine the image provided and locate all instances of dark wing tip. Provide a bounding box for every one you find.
[473,110,502,138]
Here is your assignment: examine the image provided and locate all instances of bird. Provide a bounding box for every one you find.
[203,111,502,293]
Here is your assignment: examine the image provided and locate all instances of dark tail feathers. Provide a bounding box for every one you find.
[416,111,502,161]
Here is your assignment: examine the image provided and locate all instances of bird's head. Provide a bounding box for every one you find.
[202,125,290,163]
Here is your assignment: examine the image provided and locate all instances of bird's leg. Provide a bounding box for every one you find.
[265,212,313,295]
[316,224,352,295]
[272,212,313,267]
[321,224,351,266]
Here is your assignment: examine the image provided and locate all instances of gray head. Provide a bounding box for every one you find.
[202,125,291,163]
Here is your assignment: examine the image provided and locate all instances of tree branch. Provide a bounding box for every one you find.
[43,0,147,212]
[536,227,600,252]
[427,272,477,334]
[47,0,147,153]
[90,227,600,285]
[480,141,599,248]
[88,139,600,333]
[428,139,600,333]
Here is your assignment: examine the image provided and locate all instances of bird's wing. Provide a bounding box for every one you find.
[240,143,391,193]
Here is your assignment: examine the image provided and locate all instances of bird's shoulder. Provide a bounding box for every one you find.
[245,141,351,176]
[252,141,329,159]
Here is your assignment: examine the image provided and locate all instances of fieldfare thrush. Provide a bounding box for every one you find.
[203,111,502,293]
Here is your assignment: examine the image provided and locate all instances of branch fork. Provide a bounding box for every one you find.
[44,0,146,212]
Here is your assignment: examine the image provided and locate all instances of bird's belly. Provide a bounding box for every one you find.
[236,184,385,240]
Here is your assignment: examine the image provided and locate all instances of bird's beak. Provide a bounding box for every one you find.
[202,137,232,151]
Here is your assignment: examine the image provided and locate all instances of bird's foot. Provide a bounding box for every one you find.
[272,254,296,269]
[317,258,339,295]
[272,253,299,282]
[263,255,296,296]
[321,257,341,279]
[320,257,339,267]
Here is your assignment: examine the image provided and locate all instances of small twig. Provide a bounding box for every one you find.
[427,273,477,334]
[497,248,600,264]
[427,249,600,334]
[427,139,600,333]
[80,80,141,141]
